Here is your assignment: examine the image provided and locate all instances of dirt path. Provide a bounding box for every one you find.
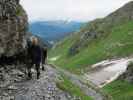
[51,65,109,100]
[0,65,108,100]
[0,65,71,100]
[83,58,133,87]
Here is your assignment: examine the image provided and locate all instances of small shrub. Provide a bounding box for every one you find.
[16,6,23,16]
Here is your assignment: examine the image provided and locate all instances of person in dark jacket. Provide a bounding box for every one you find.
[26,39,33,79]
[27,37,42,79]
[41,47,47,71]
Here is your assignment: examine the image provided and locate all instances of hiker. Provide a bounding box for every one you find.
[15,0,20,4]
[41,47,47,71]
[27,37,42,79]
[26,39,32,78]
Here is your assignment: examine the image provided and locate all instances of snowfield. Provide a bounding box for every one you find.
[84,58,133,87]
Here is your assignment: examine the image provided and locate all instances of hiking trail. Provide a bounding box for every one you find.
[0,65,108,100]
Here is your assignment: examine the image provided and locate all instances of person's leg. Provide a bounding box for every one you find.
[42,59,45,71]
[27,63,33,79]
[42,58,46,71]
[42,64,45,71]
[35,63,40,79]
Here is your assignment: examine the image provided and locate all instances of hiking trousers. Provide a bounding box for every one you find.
[27,63,40,79]
[35,63,40,79]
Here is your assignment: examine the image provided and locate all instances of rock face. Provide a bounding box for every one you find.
[120,62,133,83]
[0,0,28,57]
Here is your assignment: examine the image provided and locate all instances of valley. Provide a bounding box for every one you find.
[0,0,133,100]
[29,21,82,45]
[48,1,133,99]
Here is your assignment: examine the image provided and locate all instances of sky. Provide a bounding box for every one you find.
[20,0,132,22]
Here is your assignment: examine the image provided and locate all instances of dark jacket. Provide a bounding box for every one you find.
[27,40,42,64]
[27,40,33,63]
[31,44,42,64]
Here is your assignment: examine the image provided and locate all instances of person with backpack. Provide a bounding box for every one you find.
[27,37,42,79]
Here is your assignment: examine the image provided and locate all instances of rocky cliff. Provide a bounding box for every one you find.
[0,0,28,57]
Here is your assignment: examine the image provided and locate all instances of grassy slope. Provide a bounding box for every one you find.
[49,21,133,74]
[102,80,133,100]
[56,75,93,100]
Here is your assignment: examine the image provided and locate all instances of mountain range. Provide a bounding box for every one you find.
[29,21,82,45]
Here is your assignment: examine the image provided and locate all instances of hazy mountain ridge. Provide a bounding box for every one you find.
[29,21,82,43]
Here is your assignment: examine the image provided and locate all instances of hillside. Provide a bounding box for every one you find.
[29,21,82,44]
[49,1,133,74]
[102,62,133,100]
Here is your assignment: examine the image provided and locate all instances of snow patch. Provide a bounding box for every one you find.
[49,56,60,61]
[84,58,133,87]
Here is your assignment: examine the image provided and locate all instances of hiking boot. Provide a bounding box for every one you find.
[42,66,45,71]
[37,72,40,79]
[28,72,32,79]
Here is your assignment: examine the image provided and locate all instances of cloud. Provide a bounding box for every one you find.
[20,0,132,22]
